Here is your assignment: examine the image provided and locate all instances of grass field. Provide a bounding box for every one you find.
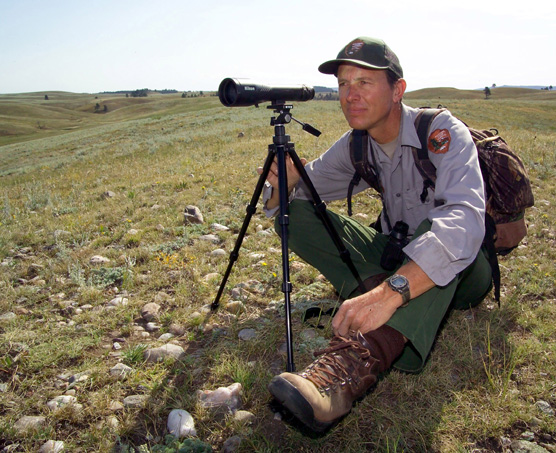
[0,87,555,452]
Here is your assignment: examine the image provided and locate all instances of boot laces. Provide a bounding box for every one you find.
[301,335,374,394]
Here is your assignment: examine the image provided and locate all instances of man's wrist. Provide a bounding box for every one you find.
[385,274,411,307]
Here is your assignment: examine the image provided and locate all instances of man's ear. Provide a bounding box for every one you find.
[394,79,407,102]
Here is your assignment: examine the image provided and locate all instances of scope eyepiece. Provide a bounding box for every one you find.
[218,78,315,107]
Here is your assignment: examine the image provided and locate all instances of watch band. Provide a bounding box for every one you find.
[386,274,410,307]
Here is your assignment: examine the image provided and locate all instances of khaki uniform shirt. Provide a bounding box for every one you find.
[263,104,486,287]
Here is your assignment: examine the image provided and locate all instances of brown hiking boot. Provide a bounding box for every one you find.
[268,332,381,432]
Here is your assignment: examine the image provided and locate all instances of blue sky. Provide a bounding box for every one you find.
[0,0,554,94]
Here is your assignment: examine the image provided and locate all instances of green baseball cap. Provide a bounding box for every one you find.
[318,37,403,78]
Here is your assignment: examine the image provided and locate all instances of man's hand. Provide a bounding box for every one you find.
[332,261,435,337]
[257,156,307,210]
[332,285,400,337]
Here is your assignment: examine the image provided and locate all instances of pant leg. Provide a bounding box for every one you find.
[386,220,493,372]
[280,200,493,373]
[279,199,389,299]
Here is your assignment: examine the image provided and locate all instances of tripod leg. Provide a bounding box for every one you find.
[287,147,367,295]
[211,149,275,311]
[275,143,296,372]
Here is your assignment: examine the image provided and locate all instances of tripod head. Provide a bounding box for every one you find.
[268,101,321,138]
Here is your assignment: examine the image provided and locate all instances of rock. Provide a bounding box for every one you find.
[102,191,116,199]
[0,312,16,322]
[225,301,245,315]
[211,223,230,231]
[123,394,149,408]
[210,249,227,257]
[169,323,186,336]
[145,322,161,332]
[154,291,172,303]
[238,329,257,341]
[47,395,82,411]
[110,363,133,379]
[233,410,255,425]
[13,415,47,434]
[158,333,174,341]
[536,400,555,416]
[108,415,121,429]
[167,409,197,438]
[39,440,64,452]
[196,383,242,413]
[68,371,90,385]
[108,401,125,412]
[144,344,185,362]
[221,435,242,453]
[199,234,220,243]
[203,272,221,281]
[511,440,550,452]
[108,296,128,307]
[184,205,204,225]
[141,303,161,322]
[90,255,110,264]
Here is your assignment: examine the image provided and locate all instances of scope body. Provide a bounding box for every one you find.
[218,78,315,107]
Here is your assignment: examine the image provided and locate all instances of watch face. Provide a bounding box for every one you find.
[390,275,407,289]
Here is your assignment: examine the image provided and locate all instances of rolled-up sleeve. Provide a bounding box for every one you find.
[403,113,486,286]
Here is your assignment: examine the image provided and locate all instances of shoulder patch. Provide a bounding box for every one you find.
[428,129,451,154]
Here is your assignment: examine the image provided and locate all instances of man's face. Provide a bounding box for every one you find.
[337,64,402,136]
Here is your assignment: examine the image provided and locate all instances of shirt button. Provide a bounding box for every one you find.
[395,193,401,197]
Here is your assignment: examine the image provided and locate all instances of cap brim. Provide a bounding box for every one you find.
[318,59,390,75]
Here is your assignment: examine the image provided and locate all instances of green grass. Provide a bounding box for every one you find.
[0,88,555,452]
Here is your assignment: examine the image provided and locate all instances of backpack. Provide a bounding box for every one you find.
[347,108,535,302]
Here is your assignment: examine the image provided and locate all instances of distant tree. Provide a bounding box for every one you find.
[103,105,108,112]
[484,86,491,99]
[126,93,129,98]
[182,92,186,98]
[95,103,101,112]
[492,83,496,88]
[550,86,553,91]
[44,94,49,100]
[130,89,148,97]
[199,91,204,96]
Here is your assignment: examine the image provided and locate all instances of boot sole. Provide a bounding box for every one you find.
[268,375,333,433]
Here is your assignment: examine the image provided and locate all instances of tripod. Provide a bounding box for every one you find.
[211,101,366,372]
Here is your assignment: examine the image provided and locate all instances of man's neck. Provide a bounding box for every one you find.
[369,107,403,145]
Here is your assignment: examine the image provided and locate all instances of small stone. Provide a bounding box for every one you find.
[145,322,161,332]
[196,383,242,413]
[169,324,186,336]
[225,301,245,315]
[0,312,16,321]
[233,410,255,425]
[210,249,227,257]
[167,409,197,438]
[238,328,257,341]
[47,395,82,411]
[221,435,242,453]
[110,363,133,378]
[144,344,185,362]
[90,255,110,264]
[141,303,161,322]
[199,234,220,243]
[108,401,125,412]
[536,400,555,416]
[123,394,148,408]
[211,223,230,231]
[158,333,174,341]
[13,415,47,434]
[102,191,116,199]
[511,439,550,453]
[203,272,221,281]
[39,440,64,452]
[108,296,128,307]
[184,205,204,225]
[113,342,122,350]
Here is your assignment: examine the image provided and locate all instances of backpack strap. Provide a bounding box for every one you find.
[348,129,381,216]
[412,108,444,200]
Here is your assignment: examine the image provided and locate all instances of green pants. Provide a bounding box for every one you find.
[278,200,493,372]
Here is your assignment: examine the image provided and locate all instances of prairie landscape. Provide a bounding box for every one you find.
[0,87,555,452]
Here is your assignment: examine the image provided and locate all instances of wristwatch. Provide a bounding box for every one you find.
[386,274,410,307]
